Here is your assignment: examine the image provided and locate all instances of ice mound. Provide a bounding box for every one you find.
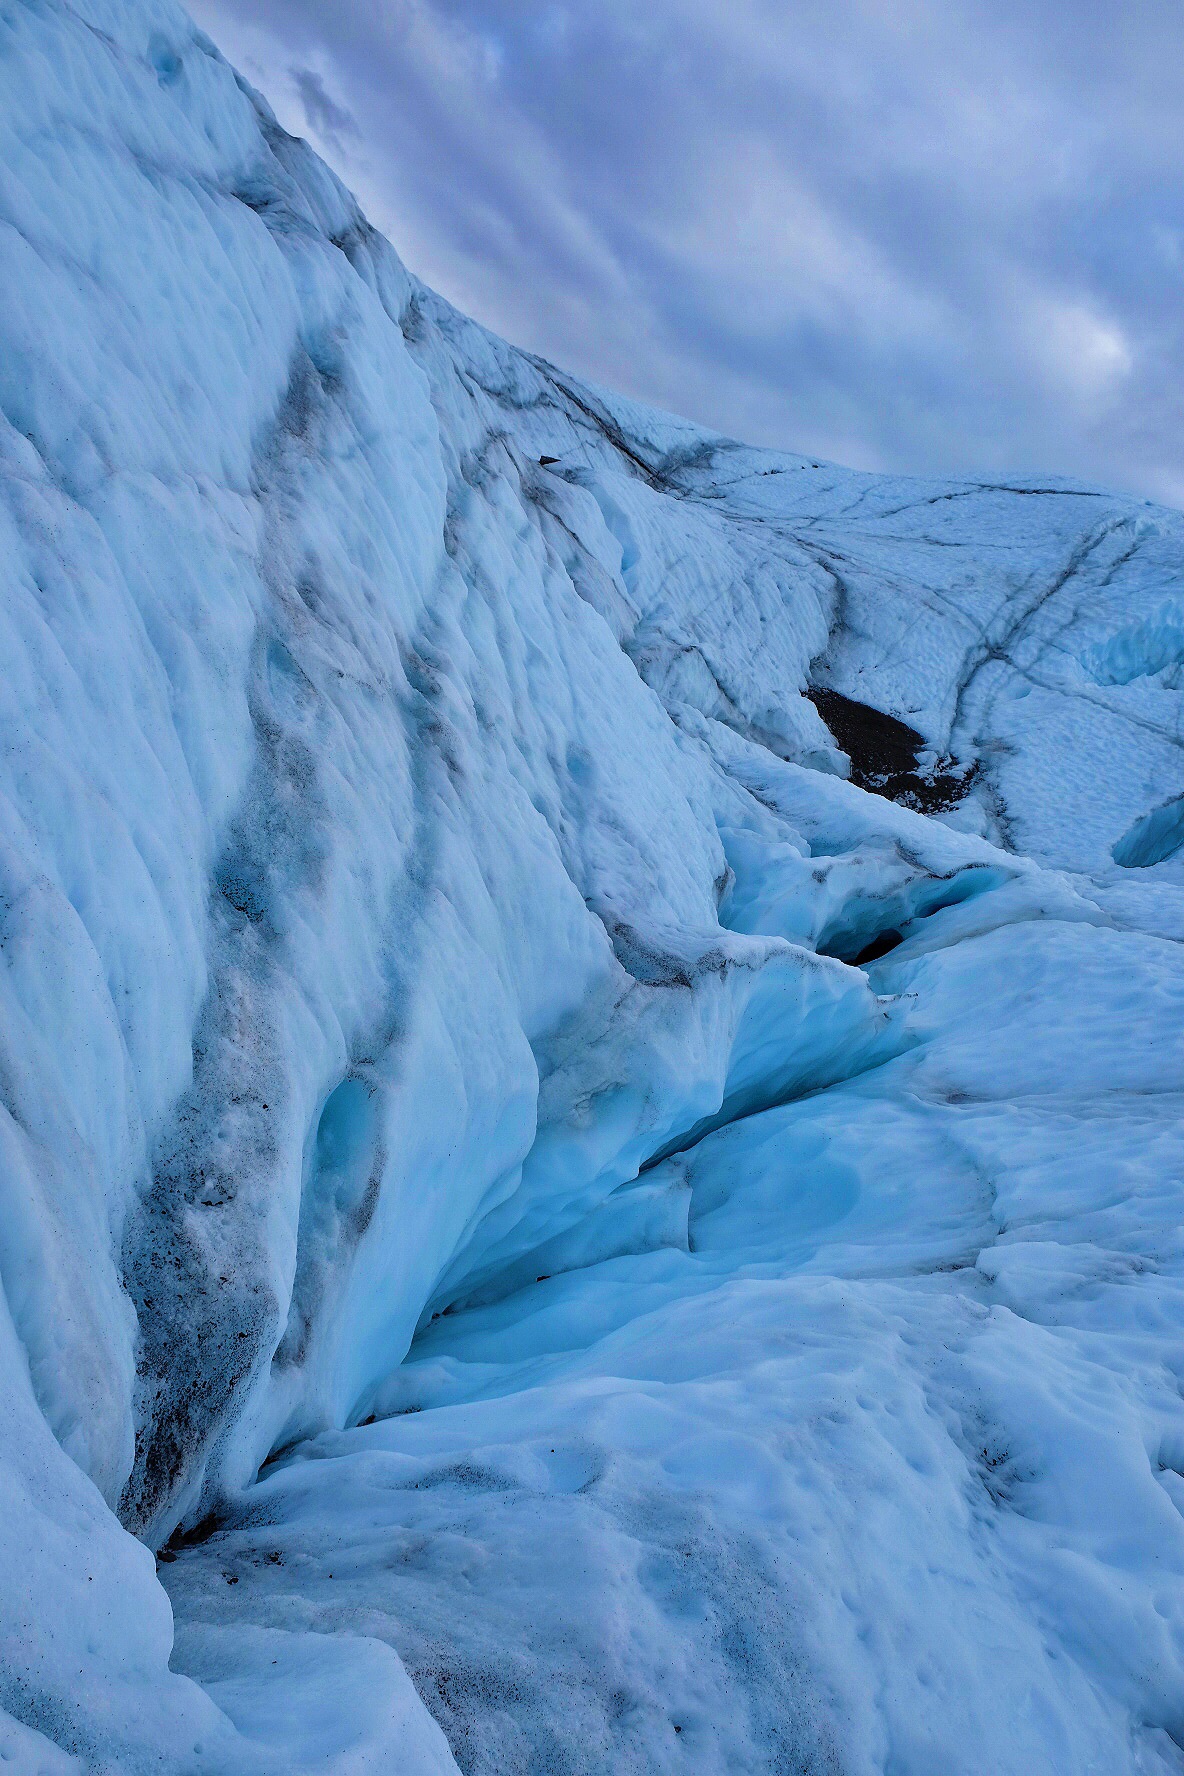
[2,3,1184,1770]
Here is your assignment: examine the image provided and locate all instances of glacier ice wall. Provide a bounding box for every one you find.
[3,3,1184,1771]
[0,0,893,1542]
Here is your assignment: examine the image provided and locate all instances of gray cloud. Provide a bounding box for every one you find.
[187,0,1184,504]
[289,66,359,149]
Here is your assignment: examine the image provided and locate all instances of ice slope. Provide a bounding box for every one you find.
[1,1,1184,1770]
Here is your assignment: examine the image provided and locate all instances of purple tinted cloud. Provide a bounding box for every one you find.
[188,0,1184,504]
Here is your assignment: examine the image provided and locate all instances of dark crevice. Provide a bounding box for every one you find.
[806,686,974,812]
[155,1510,227,1563]
[814,861,1006,965]
[849,928,905,965]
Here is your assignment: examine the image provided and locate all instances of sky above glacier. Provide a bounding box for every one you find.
[188,0,1184,505]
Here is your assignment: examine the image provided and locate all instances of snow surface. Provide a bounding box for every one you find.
[2,2,1184,1770]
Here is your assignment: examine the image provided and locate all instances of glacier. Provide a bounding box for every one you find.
[2,2,1184,1771]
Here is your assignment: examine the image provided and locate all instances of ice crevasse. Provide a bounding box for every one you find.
[3,3,1184,1772]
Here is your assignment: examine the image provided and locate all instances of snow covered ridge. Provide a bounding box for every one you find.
[3,3,1184,1771]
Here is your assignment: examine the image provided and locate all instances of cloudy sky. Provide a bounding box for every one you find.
[187,0,1184,504]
